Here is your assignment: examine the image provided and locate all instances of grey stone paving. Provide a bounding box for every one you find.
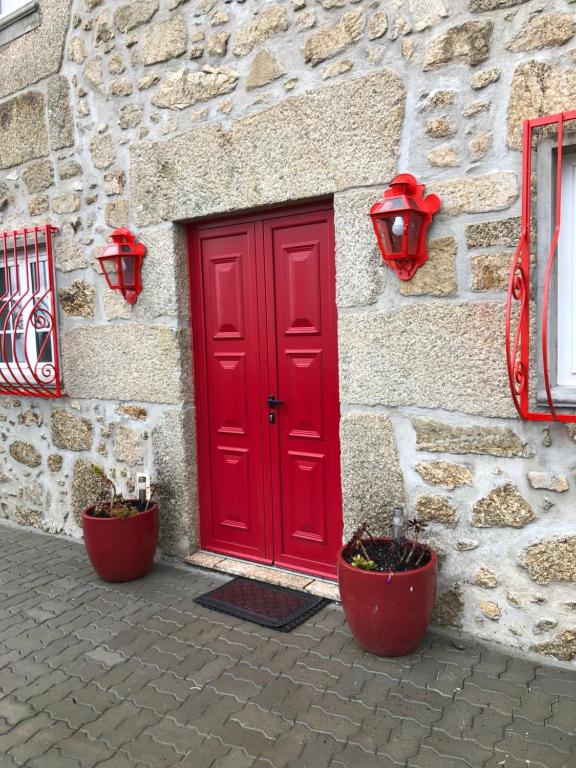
[0,524,575,768]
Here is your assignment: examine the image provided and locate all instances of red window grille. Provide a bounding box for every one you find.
[506,109,576,423]
[0,224,61,398]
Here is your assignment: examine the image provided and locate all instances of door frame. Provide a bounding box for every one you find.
[187,199,341,572]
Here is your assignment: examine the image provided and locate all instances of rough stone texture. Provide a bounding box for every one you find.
[424,21,493,70]
[399,236,457,296]
[506,12,576,53]
[141,14,188,66]
[413,418,530,457]
[475,567,498,588]
[21,160,53,194]
[470,251,513,291]
[9,441,42,468]
[427,144,461,167]
[479,600,501,620]
[339,303,515,418]
[47,76,74,151]
[415,495,458,527]
[415,460,473,489]
[112,426,143,466]
[304,10,365,66]
[472,483,536,528]
[334,189,383,308]
[62,325,182,403]
[367,11,387,40]
[340,413,404,539]
[469,130,492,161]
[467,216,521,248]
[0,92,48,170]
[55,238,88,273]
[152,408,195,556]
[58,280,96,317]
[471,67,501,89]
[508,61,576,150]
[430,172,518,217]
[425,117,456,139]
[131,72,404,225]
[432,585,464,627]
[117,405,148,420]
[114,0,159,32]
[532,629,576,662]
[51,409,93,452]
[0,0,70,99]
[232,5,288,57]
[470,0,529,10]
[520,537,576,584]
[409,0,447,32]
[47,455,63,472]
[90,134,117,170]
[527,472,569,493]
[152,67,239,109]
[71,459,107,524]
[246,49,285,90]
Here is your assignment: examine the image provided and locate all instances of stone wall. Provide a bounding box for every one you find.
[1,0,576,662]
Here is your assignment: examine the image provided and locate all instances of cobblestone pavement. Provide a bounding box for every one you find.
[0,524,575,768]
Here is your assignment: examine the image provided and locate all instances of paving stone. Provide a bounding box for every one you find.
[494,731,571,767]
[548,697,576,735]
[331,743,397,768]
[1,525,576,768]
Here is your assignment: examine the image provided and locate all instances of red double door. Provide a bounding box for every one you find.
[189,203,342,578]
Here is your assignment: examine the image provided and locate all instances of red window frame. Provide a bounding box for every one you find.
[506,109,576,423]
[0,224,62,398]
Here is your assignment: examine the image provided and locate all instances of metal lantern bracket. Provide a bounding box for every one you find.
[505,108,576,423]
[97,227,146,305]
[369,173,441,281]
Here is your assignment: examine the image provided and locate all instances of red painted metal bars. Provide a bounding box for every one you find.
[0,224,61,398]
[505,110,576,422]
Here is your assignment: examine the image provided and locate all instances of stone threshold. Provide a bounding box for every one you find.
[184,551,341,602]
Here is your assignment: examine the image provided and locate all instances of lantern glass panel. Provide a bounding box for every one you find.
[377,214,405,256]
[407,211,424,257]
[101,256,121,289]
[121,256,136,287]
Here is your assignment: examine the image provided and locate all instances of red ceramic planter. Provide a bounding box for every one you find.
[82,503,159,583]
[338,537,437,657]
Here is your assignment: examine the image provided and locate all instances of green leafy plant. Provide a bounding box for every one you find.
[350,554,377,570]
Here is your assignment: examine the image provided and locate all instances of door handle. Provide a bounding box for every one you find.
[267,395,283,408]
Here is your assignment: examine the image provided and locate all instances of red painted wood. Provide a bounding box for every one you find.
[264,209,342,578]
[190,222,271,562]
[189,203,342,578]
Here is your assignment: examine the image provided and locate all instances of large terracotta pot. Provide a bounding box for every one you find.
[338,537,437,657]
[82,503,159,583]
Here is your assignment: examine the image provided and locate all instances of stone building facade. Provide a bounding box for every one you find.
[1,0,576,662]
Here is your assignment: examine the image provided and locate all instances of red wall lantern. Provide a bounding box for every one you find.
[97,228,146,305]
[370,173,441,281]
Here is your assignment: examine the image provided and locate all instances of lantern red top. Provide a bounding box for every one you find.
[370,174,441,281]
[97,228,146,305]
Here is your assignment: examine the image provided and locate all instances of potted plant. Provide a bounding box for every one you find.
[338,513,437,657]
[82,468,159,583]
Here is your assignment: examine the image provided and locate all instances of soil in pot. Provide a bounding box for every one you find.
[341,539,432,573]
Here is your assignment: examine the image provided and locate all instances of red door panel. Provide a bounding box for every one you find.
[191,223,271,562]
[265,210,342,578]
[189,203,342,579]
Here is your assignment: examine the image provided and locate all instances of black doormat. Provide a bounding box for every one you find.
[194,577,330,632]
